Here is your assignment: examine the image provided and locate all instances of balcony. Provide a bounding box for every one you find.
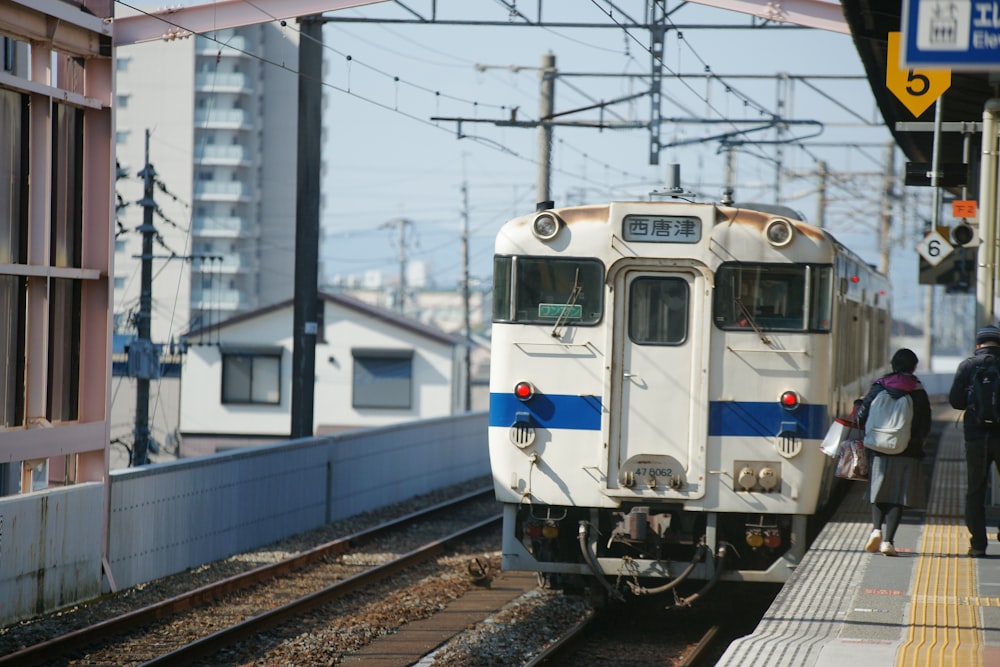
[194,109,253,130]
[195,72,251,92]
[197,35,248,54]
[191,288,246,311]
[192,216,255,237]
[194,145,250,166]
[190,252,258,274]
[193,181,249,201]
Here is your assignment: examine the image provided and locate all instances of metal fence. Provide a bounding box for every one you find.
[0,412,489,626]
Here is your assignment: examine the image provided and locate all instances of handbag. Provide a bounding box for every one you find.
[820,417,863,457]
[834,438,869,481]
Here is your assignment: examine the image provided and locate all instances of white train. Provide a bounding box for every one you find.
[488,196,890,603]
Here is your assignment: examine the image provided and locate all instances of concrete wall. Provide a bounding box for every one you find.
[0,484,105,625]
[0,412,488,626]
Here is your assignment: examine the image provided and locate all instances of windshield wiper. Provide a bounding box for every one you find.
[551,268,583,338]
[735,297,772,346]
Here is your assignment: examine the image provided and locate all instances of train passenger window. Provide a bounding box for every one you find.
[492,256,604,325]
[713,263,832,332]
[628,277,688,345]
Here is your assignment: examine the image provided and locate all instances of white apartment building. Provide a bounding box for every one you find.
[114,20,301,345]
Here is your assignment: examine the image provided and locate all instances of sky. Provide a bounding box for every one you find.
[118,0,935,325]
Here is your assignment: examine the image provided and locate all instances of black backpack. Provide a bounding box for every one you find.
[970,355,1000,425]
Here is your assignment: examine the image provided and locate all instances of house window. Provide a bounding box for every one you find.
[221,348,281,404]
[352,348,413,409]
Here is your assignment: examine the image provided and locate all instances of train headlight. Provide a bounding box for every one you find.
[765,218,794,247]
[532,212,563,241]
[514,381,534,401]
[779,391,799,412]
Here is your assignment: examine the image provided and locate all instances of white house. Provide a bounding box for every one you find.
[178,291,469,456]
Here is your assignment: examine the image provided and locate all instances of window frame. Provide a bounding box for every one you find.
[220,347,282,406]
[712,262,833,333]
[351,348,414,410]
[492,255,605,326]
[628,275,690,346]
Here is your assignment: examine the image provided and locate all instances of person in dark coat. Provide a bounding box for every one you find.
[948,325,1000,557]
[855,348,931,556]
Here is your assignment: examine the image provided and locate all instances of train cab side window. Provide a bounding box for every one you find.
[713,263,832,332]
[492,256,604,325]
[628,276,688,345]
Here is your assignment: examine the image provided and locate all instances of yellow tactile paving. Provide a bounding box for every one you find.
[897,425,997,666]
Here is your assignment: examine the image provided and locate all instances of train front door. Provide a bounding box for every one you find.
[608,267,707,498]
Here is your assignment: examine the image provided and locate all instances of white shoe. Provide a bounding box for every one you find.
[865,529,882,553]
[881,541,898,557]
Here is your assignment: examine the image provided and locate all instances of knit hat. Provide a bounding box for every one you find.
[976,325,1000,345]
[890,348,918,373]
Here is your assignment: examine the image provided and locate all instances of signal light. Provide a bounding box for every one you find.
[514,381,534,401]
[779,391,799,411]
[952,223,976,247]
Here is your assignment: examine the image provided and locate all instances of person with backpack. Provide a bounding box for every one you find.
[855,348,931,557]
[948,325,1000,557]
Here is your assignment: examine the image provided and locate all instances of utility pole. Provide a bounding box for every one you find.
[815,160,828,228]
[290,14,322,439]
[879,144,895,275]
[132,130,155,467]
[460,181,471,411]
[537,52,555,204]
[397,218,408,314]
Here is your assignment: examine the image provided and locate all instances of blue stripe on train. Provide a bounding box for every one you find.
[489,393,603,430]
[489,393,829,439]
[708,401,828,440]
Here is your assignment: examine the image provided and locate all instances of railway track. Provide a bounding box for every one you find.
[1,488,501,666]
[520,582,779,667]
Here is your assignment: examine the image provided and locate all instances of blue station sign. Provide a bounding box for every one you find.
[902,0,1000,70]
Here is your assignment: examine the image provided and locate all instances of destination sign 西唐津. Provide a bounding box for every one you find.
[623,215,701,243]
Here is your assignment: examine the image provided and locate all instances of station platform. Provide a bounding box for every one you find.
[717,408,1000,666]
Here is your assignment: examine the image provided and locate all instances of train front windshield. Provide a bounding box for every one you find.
[493,256,604,324]
[713,263,832,332]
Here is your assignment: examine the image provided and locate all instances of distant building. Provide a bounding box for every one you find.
[114,19,301,344]
[177,292,471,456]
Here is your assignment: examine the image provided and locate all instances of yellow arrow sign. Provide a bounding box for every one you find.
[886,32,951,117]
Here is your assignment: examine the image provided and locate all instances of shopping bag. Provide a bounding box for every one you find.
[834,438,869,481]
[820,417,862,457]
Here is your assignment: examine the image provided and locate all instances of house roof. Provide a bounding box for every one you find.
[184,290,466,347]
[842,0,994,183]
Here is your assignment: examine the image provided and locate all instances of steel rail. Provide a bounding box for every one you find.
[522,611,596,666]
[138,515,501,666]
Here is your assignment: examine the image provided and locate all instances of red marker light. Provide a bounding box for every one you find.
[780,391,799,410]
[850,275,860,283]
[514,381,534,401]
